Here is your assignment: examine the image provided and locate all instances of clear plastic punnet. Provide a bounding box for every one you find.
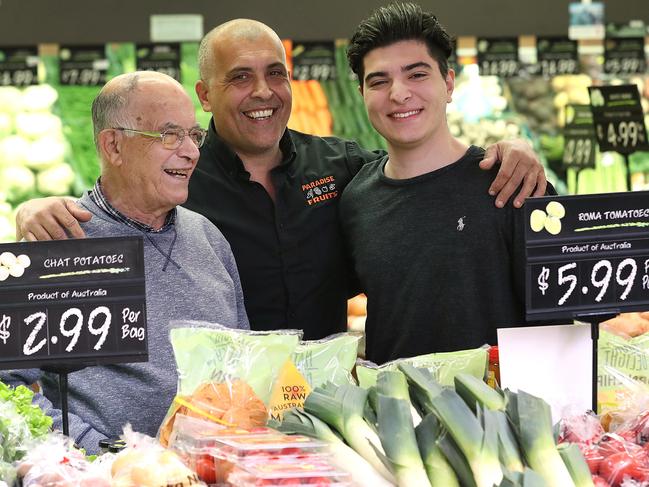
[227,456,352,487]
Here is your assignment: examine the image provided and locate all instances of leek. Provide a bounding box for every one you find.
[494,410,524,473]
[398,364,443,416]
[277,408,394,487]
[437,429,478,487]
[429,389,503,487]
[376,370,422,426]
[557,443,594,487]
[454,373,506,412]
[402,364,502,487]
[507,390,575,487]
[304,385,396,483]
[415,414,460,487]
[376,394,430,486]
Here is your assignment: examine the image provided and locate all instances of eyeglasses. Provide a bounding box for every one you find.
[112,127,207,149]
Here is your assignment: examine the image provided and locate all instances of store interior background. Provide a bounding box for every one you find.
[1,0,649,42]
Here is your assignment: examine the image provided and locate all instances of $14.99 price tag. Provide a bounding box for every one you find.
[525,191,649,321]
[0,237,147,370]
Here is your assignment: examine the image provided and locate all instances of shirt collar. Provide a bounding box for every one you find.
[203,118,297,177]
[89,178,176,233]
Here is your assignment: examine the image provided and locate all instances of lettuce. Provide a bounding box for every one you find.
[0,382,52,439]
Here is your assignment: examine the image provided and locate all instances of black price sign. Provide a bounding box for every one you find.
[525,191,649,321]
[477,38,520,77]
[59,45,108,86]
[604,37,646,75]
[136,43,181,82]
[536,37,579,77]
[0,237,147,370]
[292,41,336,81]
[0,46,38,87]
[588,85,649,154]
[562,105,597,169]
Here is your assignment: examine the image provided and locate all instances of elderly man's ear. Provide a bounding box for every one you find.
[97,130,124,167]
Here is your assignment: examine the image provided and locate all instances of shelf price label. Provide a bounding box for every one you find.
[562,105,597,169]
[477,38,520,77]
[0,46,38,87]
[136,43,181,82]
[524,191,649,321]
[588,84,649,154]
[291,41,336,81]
[604,37,646,75]
[59,45,108,86]
[0,237,147,370]
[536,37,579,77]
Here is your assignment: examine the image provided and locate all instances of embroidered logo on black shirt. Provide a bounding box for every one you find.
[457,216,466,231]
[302,175,338,206]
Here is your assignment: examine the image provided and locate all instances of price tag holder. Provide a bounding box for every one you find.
[291,41,336,81]
[477,37,520,77]
[562,104,597,169]
[589,84,649,154]
[135,43,181,82]
[59,45,108,86]
[524,191,649,322]
[0,236,147,370]
[0,46,38,87]
[536,37,579,77]
[604,37,646,76]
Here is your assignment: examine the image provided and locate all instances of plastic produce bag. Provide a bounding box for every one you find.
[598,329,649,414]
[292,333,360,388]
[111,425,205,487]
[159,322,301,446]
[17,433,110,486]
[355,346,489,389]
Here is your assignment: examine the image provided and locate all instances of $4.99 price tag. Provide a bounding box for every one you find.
[0,236,147,370]
[525,192,649,321]
[588,84,649,154]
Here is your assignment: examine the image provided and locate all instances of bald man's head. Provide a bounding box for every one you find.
[198,19,286,82]
[91,71,184,150]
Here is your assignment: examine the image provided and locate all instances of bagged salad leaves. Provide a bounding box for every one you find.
[356,346,488,389]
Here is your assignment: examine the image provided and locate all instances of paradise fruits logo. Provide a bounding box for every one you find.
[530,201,566,235]
[0,251,31,281]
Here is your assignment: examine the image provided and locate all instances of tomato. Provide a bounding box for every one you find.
[194,454,217,484]
[308,476,332,486]
[599,451,649,486]
[591,475,611,487]
[598,433,643,458]
[581,444,605,475]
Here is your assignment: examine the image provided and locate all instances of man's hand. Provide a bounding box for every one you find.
[480,139,547,208]
[16,197,92,241]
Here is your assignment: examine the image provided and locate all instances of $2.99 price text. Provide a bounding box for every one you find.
[534,257,649,308]
[0,305,145,358]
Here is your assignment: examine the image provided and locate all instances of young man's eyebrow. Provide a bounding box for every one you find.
[364,61,433,83]
[364,71,387,83]
[403,61,432,72]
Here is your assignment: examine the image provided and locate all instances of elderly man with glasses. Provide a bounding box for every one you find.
[0,71,249,453]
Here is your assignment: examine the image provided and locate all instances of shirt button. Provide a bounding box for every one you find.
[288,311,296,319]
[279,223,285,230]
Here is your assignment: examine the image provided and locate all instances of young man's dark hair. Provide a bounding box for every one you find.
[347,2,453,83]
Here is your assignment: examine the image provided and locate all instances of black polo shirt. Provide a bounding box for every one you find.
[184,119,382,339]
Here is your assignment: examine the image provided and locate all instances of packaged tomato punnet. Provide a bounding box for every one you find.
[227,456,351,487]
